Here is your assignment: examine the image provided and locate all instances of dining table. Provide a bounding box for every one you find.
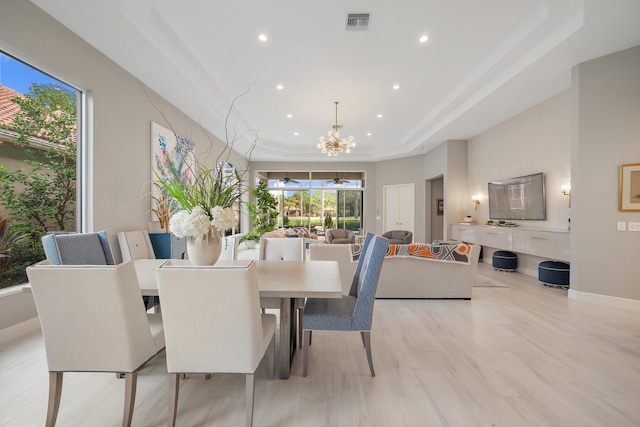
[133,258,342,379]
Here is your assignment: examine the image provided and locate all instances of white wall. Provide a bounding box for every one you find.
[571,45,640,300]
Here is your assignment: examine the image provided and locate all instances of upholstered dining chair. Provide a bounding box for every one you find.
[381,229,413,244]
[118,230,159,309]
[218,234,240,261]
[25,261,165,427]
[42,230,115,265]
[308,243,356,295]
[259,236,305,347]
[302,232,389,377]
[117,230,156,261]
[155,261,276,427]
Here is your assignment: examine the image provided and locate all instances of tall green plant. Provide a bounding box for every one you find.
[324,212,334,229]
[246,181,278,236]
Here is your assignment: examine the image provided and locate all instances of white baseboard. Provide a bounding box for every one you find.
[0,317,40,345]
[568,289,640,310]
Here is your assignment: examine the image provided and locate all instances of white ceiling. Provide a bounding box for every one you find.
[31,0,640,162]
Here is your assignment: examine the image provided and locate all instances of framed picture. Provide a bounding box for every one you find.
[150,122,196,221]
[437,199,444,215]
[620,163,640,211]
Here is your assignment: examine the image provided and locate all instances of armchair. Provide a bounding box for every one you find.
[325,228,355,244]
[382,230,413,244]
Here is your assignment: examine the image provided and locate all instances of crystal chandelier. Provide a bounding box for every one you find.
[317,101,355,156]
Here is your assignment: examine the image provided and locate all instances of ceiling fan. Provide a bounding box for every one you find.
[278,173,299,184]
[325,174,350,185]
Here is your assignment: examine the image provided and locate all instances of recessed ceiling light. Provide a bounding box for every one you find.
[419,35,429,43]
[367,132,372,136]
[393,84,400,90]
[294,132,299,136]
[377,114,382,118]
[276,84,284,90]
[258,34,268,42]
[287,114,293,118]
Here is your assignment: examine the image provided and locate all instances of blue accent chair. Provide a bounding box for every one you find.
[42,231,115,265]
[302,232,389,377]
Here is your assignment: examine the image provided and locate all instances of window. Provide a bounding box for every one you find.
[256,171,365,233]
[0,51,82,288]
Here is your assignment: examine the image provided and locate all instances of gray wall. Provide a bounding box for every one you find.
[0,0,246,262]
[467,92,572,230]
[571,45,640,299]
[0,0,246,336]
[374,156,426,242]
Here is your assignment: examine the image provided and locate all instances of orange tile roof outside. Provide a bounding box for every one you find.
[0,85,24,129]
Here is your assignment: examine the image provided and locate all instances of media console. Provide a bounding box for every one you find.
[450,224,569,262]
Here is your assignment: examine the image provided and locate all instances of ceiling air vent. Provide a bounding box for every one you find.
[346,13,370,31]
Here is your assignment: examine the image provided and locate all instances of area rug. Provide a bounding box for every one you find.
[473,274,509,287]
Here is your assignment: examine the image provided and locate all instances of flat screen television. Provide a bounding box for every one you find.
[488,172,546,220]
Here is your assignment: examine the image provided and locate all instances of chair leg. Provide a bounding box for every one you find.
[122,371,137,427]
[168,373,180,427]
[267,335,275,380]
[245,374,255,427]
[302,330,311,377]
[362,331,375,377]
[360,331,366,347]
[46,372,63,427]
[298,308,303,348]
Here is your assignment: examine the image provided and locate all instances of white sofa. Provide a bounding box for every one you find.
[311,243,481,299]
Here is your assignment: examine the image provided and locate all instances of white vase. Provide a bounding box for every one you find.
[186,228,222,265]
[245,240,256,249]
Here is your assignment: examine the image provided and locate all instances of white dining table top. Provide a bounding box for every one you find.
[134,258,342,299]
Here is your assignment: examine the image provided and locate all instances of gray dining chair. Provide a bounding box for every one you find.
[156,261,276,427]
[25,261,165,427]
[302,232,389,377]
[42,230,115,265]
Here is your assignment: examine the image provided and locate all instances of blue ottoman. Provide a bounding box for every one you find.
[492,250,517,271]
[538,261,570,288]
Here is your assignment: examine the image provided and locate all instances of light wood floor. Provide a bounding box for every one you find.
[1,263,639,427]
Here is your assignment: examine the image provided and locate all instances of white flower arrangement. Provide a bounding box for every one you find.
[169,205,238,238]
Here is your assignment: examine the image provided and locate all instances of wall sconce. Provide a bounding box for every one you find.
[561,183,571,196]
[471,194,481,211]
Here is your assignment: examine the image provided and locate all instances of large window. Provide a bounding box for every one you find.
[257,171,364,233]
[0,51,82,288]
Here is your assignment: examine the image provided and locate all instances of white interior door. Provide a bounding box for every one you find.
[383,184,414,232]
